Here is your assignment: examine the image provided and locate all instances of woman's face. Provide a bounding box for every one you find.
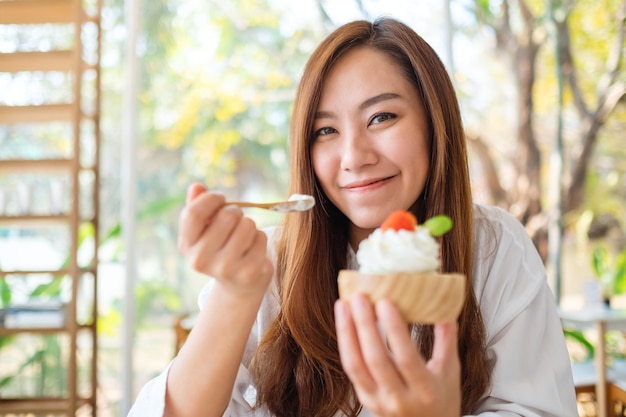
[311,46,431,247]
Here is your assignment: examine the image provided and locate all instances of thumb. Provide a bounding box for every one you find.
[186,182,207,204]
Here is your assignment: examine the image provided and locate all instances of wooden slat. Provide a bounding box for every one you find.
[0,398,67,413]
[0,397,90,413]
[0,268,69,276]
[84,14,100,24]
[0,326,67,336]
[0,51,75,73]
[0,104,74,124]
[0,158,73,173]
[0,267,95,277]
[0,214,71,226]
[0,0,76,25]
[0,214,95,227]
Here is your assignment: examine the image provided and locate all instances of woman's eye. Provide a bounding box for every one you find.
[313,126,336,138]
[369,112,396,125]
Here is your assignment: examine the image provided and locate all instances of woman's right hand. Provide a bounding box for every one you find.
[177,183,274,296]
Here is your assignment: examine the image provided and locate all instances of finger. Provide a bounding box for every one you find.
[178,183,208,250]
[186,182,207,204]
[190,206,243,264]
[185,206,243,274]
[334,299,376,392]
[217,228,267,282]
[235,234,274,284]
[429,321,460,373]
[178,192,226,249]
[240,234,272,273]
[221,216,258,258]
[350,294,404,392]
[376,299,425,382]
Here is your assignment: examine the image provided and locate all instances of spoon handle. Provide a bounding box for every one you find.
[226,195,315,213]
[228,201,277,209]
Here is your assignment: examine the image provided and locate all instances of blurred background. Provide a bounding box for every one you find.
[0,0,625,416]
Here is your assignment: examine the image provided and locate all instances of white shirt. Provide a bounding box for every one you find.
[128,204,578,417]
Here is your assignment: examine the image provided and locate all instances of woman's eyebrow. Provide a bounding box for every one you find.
[314,110,334,120]
[314,92,401,120]
[358,92,401,111]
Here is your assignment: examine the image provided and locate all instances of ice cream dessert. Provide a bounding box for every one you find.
[337,210,465,323]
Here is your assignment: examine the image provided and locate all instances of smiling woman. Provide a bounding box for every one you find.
[311,46,431,247]
[128,17,577,417]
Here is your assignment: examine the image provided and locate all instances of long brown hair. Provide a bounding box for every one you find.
[250,17,490,416]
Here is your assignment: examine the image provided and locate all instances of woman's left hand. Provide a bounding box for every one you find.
[334,294,461,417]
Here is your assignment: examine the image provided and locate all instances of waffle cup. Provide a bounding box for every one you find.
[337,270,466,324]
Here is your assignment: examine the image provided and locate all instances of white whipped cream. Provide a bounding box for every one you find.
[286,194,315,211]
[356,227,440,274]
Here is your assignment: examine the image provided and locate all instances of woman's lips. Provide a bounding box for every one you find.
[343,176,395,192]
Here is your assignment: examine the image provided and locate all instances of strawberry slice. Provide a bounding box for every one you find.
[381,210,417,231]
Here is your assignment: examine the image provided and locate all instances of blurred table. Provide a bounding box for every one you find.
[559,307,626,417]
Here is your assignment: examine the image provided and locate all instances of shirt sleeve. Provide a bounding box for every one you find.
[467,206,578,416]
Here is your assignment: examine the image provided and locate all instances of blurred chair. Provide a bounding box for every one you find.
[572,359,626,417]
[609,380,626,416]
[173,312,191,354]
[573,360,600,416]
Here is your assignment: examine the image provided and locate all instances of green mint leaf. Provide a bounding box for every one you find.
[423,215,453,237]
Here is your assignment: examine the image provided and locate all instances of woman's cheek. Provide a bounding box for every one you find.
[311,144,334,189]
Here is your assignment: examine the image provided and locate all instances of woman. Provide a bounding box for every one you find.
[129,17,577,417]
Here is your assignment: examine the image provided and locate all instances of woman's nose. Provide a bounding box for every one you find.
[340,131,377,171]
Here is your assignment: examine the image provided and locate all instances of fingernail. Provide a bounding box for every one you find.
[224,204,243,213]
[187,183,207,203]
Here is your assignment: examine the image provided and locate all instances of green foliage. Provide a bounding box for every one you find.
[0,196,184,391]
[28,277,63,299]
[0,335,14,351]
[472,0,495,24]
[591,245,626,298]
[136,0,320,191]
[134,280,182,327]
[0,335,67,394]
[0,278,11,307]
[592,246,610,278]
[25,222,96,301]
[563,328,594,360]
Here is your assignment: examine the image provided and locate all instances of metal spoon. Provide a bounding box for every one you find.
[227,194,315,213]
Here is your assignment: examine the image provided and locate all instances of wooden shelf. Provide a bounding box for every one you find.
[0,215,99,227]
[0,266,96,276]
[84,14,101,24]
[0,397,91,414]
[0,0,76,25]
[0,51,76,73]
[0,0,101,414]
[0,104,75,124]
[0,323,95,337]
[0,214,71,227]
[0,325,67,336]
[0,268,69,276]
[0,158,73,174]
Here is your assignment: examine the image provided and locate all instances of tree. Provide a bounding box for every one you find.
[467,0,626,261]
[150,0,326,196]
[557,0,626,213]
